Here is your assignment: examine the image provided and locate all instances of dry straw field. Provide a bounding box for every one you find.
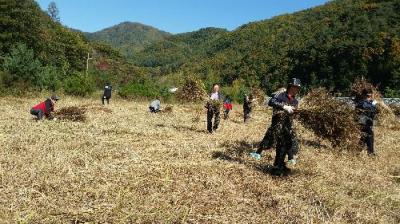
[0,95,399,223]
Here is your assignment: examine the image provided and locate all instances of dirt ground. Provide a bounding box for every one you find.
[0,96,399,223]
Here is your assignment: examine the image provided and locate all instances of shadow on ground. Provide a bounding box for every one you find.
[212,140,294,177]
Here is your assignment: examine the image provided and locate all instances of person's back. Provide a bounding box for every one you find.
[149,99,161,113]
[102,85,112,105]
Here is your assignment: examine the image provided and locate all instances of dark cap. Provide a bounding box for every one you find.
[51,94,60,101]
[288,78,301,88]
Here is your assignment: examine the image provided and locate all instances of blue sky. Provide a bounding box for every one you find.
[36,0,330,34]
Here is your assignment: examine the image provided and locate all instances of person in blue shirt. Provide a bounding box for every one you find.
[355,89,377,155]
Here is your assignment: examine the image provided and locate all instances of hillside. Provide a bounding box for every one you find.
[133,0,400,96]
[85,22,171,57]
[0,0,148,94]
[0,96,399,222]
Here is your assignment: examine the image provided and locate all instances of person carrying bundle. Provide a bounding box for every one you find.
[355,89,377,155]
[102,84,112,105]
[252,78,301,175]
[30,95,60,120]
[205,84,224,133]
[250,87,287,159]
[223,97,233,120]
[243,94,257,123]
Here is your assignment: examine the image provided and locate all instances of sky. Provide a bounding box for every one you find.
[36,0,330,34]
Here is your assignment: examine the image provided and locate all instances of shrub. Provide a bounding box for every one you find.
[118,79,159,98]
[63,72,95,96]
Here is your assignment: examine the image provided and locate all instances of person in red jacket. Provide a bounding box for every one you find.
[30,95,59,120]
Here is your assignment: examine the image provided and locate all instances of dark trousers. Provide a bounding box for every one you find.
[149,106,159,113]
[361,125,374,154]
[102,97,110,105]
[207,108,220,133]
[243,108,252,123]
[30,109,44,120]
[223,109,230,120]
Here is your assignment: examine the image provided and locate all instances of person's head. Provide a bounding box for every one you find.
[287,78,301,96]
[212,84,220,93]
[50,94,60,103]
[362,88,373,100]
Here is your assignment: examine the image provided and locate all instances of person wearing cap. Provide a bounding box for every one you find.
[30,95,59,120]
[355,88,377,155]
[102,84,112,105]
[251,78,301,175]
[205,84,224,133]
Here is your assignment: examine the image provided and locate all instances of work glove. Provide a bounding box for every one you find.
[287,159,297,165]
[283,105,294,114]
[371,100,377,106]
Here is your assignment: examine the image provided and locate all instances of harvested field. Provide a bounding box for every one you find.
[0,96,399,223]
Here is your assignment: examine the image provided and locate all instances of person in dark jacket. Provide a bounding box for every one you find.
[243,94,256,123]
[223,97,233,120]
[30,95,59,120]
[251,78,301,175]
[250,87,287,159]
[355,89,377,155]
[206,84,224,133]
[102,84,112,105]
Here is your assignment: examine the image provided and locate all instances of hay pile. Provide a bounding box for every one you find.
[296,88,361,150]
[176,76,207,102]
[54,106,86,122]
[251,87,266,105]
[389,104,400,117]
[162,106,173,113]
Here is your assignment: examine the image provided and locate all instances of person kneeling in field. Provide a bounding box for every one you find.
[149,99,161,113]
[252,79,301,175]
[30,95,60,120]
[355,89,377,155]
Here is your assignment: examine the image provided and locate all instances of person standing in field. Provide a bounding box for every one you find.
[30,95,59,120]
[250,87,287,159]
[102,84,112,105]
[206,84,224,133]
[243,93,256,123]
[355,89,377,155]
[254,78,301,175]
[223,96,233,120]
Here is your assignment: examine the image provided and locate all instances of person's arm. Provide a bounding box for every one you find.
[268,93,285,109]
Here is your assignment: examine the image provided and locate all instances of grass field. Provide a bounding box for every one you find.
[0,96,399,223]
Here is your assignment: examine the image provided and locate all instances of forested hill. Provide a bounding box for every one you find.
[85,22,171,58]
[0,0,146,95]
[133,0,400,96]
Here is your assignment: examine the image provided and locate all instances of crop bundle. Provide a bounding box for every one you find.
[54,106,86,122]
[251,87,266,105]
[389,104,400,117]
[176,76,207,102]
[295,88,362,151]
[162,106,173,113]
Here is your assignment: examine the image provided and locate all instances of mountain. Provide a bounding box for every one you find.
[133,0,400,96]
[85,22,171,57]
[0,0,146,94]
